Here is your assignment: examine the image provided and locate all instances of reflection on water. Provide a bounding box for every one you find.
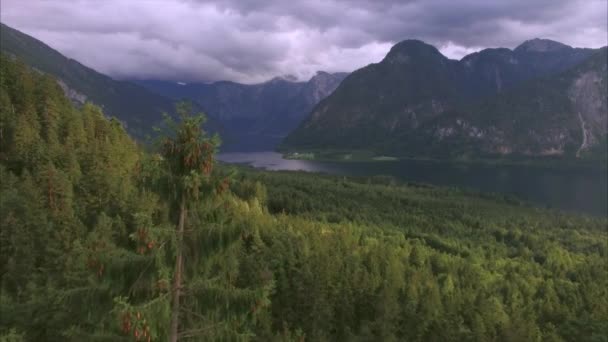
[218,151,608,217]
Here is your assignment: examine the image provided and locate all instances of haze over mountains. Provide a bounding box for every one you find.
[135,71,347,151]
[284,39,607,159]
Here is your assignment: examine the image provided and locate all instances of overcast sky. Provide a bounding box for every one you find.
[2,0,606,83]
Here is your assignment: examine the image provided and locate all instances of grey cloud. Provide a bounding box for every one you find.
[1,0,606,83]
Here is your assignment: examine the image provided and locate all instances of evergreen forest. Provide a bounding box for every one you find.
[0,56,607,341]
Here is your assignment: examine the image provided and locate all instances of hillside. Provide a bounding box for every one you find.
[136,71,347,151]
[418,48,608,158]
[0,23,179,138]
[1,55,607,341]
[283,39,604,159]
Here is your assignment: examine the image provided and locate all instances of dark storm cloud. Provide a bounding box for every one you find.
[2,0,606,83]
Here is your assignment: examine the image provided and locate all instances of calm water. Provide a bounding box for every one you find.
[218,151,608,217]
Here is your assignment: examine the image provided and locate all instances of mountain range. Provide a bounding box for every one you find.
[1,23,346,150]
[2,22,606,160]
[135,72,347,151]
[283,39,607,159]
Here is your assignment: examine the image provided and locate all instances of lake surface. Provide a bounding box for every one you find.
[218,151,608,217]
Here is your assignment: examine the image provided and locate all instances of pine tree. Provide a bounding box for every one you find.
[153,102,218,341]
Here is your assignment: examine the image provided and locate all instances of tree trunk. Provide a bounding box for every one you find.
[169,195,187,342]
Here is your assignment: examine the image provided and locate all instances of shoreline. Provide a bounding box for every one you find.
[280,150,608,170]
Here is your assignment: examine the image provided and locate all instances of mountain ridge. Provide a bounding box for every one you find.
[514,38,571,53]
[136,71,348,151]
[0,22,183,139]
[283,38,606,159]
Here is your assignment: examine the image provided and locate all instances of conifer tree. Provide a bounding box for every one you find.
[157,102,219,342]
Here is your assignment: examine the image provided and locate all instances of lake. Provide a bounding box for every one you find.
[218,151,608,217]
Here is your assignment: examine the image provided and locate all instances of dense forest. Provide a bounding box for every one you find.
[0,56,607,341]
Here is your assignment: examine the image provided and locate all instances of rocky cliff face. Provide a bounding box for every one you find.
[567,51,608,156]
[284,39,605,159]
[414,48,607,158]
[56,79,88,105]
[303,71,348,105]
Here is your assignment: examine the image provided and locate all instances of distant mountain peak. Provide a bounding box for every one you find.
[391,39,436,50]
[267,74,298,83]
[515,38,571,52]
[384,39,444,63]
[309,71,337,81]
[310,71,349,81]
[283,74,298,82]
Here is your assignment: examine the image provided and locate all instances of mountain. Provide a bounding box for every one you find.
[405,47,608,158]
[283,39,605,159]
[460,38,596,98]
[136,71,348,151]
[0,23,180,139]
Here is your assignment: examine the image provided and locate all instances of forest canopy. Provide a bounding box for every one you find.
[0,55,607,341]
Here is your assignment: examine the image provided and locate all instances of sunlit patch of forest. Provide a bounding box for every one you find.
[1,55,606,341]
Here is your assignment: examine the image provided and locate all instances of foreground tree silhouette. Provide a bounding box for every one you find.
[159,102,219,342]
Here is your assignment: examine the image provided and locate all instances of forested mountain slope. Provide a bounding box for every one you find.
[1,55,606,341]
[0,55,268,340]
[283,39,605,159]
[0,23,179,138]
